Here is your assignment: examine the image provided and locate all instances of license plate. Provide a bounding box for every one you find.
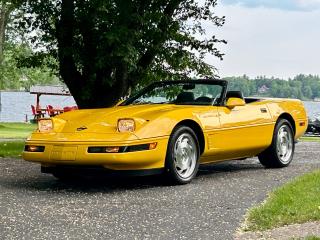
[50,146,77,161]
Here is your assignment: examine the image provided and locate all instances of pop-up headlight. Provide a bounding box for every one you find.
[117,119,135,132]
[38,119,53,132]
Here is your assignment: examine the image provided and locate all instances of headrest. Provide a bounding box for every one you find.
[175,92,195,103]
[226,91,244,100]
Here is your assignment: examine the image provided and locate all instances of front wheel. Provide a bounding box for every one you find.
[258,119,295,168]
[165,126,200,184]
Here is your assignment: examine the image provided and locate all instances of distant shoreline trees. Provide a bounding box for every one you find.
[225,75,320,101]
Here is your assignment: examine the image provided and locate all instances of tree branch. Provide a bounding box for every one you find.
[135,0,182,72]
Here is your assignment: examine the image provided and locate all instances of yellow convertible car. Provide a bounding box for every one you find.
[23,80,308,184]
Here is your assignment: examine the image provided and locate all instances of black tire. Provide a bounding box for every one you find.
[258,119,295,168]
[164,126,200,184]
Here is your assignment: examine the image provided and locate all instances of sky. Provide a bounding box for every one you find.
[207,0,320,79]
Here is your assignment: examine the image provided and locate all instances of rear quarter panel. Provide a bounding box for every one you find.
[266,99,308,139]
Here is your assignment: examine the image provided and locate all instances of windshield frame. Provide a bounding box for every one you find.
[121,79,228,106]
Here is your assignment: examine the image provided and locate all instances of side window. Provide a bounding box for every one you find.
[193,85,223,105]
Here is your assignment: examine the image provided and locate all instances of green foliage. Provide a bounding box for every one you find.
[244,170,320,231]
[16,0,226,108]
[1,1,60,90]
[0,42,61,90]
[0,141,25,158]
[225,74,320,100]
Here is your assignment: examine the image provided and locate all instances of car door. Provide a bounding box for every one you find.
[205,102,274,161]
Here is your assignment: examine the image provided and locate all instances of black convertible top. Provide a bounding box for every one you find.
[152,79,227,86]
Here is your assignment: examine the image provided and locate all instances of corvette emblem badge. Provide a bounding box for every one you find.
[77,126,87,131]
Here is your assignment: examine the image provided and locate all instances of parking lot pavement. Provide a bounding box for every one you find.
[0,142,319,240]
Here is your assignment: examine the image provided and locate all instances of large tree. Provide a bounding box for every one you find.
[0,1,14,64]
[21,0,226,108]
[0,0,23,89]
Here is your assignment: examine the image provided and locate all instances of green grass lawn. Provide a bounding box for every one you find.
[292,237,320,240]
[304,237,320,240]
[299,136,320,142]
[244,170,320,231]
[0,141,25,158]
[0,123,36,139]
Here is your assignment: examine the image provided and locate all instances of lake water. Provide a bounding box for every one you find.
[0,91,76,122]
[0,91,319,122]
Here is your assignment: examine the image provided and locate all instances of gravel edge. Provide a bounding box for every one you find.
[235,221,320,240]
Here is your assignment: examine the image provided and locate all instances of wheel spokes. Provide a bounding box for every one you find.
[276,125,293,163]
[173,133,197,179]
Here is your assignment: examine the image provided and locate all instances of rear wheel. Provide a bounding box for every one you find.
[165,126,200,184]
[258,119,295,168]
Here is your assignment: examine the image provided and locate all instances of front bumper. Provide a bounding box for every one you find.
[23,136,169,170]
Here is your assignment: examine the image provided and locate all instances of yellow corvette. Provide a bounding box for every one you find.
[23,80,308,184]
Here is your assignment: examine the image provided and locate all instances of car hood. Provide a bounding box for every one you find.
[53,104,181,134]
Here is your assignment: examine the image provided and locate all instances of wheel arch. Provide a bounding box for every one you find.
[278,113,296,135]
[173,119,205,155]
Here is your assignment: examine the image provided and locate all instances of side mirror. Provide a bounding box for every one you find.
[226,97,245,109]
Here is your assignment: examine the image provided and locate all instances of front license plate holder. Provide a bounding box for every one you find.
[50,145,78,161]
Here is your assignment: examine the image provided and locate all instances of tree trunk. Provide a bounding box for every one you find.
[65,61,130,109]
[0,6,9,65]
[0,4,11,90]
[71,80,129,109]
[56,0,131,109]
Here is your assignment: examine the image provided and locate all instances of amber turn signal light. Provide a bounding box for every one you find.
[149,142,157,150]
[24,145,45,152]
[88,143,157,153]
[105,147,120,153]
[299,121,306,126]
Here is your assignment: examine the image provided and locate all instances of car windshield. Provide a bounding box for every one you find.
[122,81,225,106]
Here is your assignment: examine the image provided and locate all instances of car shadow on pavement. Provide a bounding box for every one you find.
[1,159,266,193]
[198,160,264,176]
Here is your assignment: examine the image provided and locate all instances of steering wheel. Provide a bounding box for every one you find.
[195,96,213,104]
[212,94,221,105]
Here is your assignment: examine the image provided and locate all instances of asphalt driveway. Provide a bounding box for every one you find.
[0,142,319,240]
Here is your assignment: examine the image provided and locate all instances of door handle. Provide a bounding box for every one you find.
[260,108,268,113]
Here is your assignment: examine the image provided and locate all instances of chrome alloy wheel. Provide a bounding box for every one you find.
[276,125,293,164]
[173,133,197,179]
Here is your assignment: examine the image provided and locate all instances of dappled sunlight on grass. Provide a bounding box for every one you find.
[244,170,320,231]
[0,123,36,139]
[299,136,320,142]
[0,141,25,158]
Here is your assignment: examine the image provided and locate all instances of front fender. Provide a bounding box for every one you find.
[134,108,205,139]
